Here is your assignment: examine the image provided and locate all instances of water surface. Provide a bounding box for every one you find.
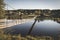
[3,18,60,37]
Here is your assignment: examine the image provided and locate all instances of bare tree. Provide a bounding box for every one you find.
[0,0,5,19]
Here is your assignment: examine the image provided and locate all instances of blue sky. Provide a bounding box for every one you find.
[4,0,60,10]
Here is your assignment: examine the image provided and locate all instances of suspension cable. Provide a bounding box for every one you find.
[6,3,16,10]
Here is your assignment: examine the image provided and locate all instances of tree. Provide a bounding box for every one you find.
[35,10,41,15]
[0,0,5,19]
[51,10,60,18]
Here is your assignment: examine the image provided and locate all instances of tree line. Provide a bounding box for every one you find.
[0,0,60,19]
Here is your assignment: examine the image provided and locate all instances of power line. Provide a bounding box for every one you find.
[6,3,16,10]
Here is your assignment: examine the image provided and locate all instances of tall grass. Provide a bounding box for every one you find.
[0,30,54,40]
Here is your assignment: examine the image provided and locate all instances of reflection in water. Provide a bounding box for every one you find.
[28,19,37,35]
[3,16,60,40]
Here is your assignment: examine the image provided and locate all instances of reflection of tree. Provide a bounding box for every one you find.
[28,19,37,35]
[37,15,60,24]
[36,16,44,22]
[28,16,45,35]
[54,18,60,24]
[28,15,60,35]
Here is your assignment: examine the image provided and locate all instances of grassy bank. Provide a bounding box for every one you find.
[0,29,54,40]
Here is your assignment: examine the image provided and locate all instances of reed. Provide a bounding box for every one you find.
[0,30,54,40]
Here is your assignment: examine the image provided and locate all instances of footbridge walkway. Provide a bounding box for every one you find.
[0,18,35,29]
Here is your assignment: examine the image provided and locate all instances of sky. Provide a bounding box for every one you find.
[4,0,60,10]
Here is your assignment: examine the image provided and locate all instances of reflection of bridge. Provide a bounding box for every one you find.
[0,19,34,29]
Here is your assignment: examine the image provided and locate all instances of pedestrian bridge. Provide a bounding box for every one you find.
[0,19,34,29]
